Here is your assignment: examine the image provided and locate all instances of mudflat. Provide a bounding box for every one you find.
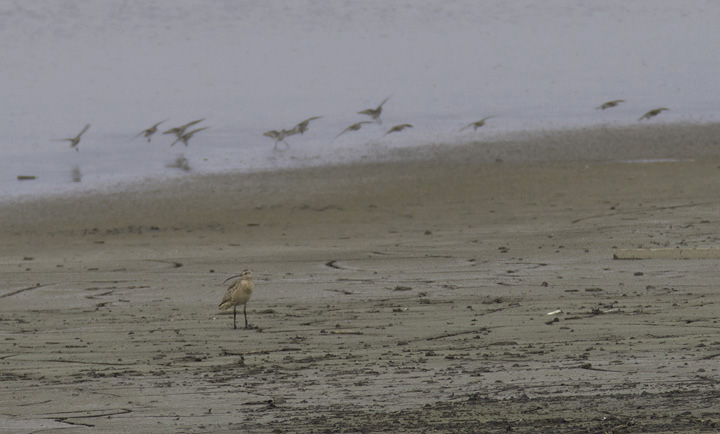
[2,124,720,433]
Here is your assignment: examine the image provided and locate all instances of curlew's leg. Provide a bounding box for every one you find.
[244,304,249,329]
[233,305,237,329]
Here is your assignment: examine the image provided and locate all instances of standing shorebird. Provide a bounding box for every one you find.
[58,124,90,151]
[384,124,413,135]
[461,116,495,131]
[358,96,391,125]
[639,108,669,121]
[219,270,255,330]
[293,116,323,135]
[596,100,625,110]
[335,121,373,139]
[163,118,205,138]
[133,119,168,142]
[171,126,209,147]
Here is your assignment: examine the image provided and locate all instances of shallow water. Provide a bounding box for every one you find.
[1,0,719,200]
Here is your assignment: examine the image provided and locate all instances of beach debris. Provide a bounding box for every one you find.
[133,119,168,142]
[461,116,495,131]
[170,126,209,147]
[163,118,205,138]
[591,307,621,315]
[358,96,391,124]
[596,100,625,110]
[614,248,720,260]
[638,108,669,121]
[335,121,373,139]
[385,123,413,135]
[292,116,323,135]
[393,285,413,291]
[166,154,191,171]
[219,270,254,330]
[320,329,364,335]
[57,123,90,151]
[17,175,36,181]
[546,309,563,316]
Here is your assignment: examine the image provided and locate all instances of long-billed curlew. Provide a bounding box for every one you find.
[293,116,323,134]
[461,116,495,131]
[133,119,168,142]
[171,126,209,147]
[163,118,205,138]
[639,108,669,121]
[596,100,625,110]
[219,270,255,329]
[384,124,413,135]
[335,121,373,139]
[58,124,90,151]
[264,129,293,150]
[358,96,391,125]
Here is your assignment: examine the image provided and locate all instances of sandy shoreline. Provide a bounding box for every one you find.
[2,124,720,432]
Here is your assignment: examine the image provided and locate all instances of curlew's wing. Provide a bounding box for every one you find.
[78,124,91,137]
[460,122,476,131]
[181,118,205,129]
[299,116,322,125]
[376,96,391,110]
[335,125,353,139]
[218,285,234,309]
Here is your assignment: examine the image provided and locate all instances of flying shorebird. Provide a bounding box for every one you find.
[639,108,669,121]
[133,119,168,142]
[460,116,495,131]
[58,124,90,151]
[263,129,293,150]
[596,100,625,110]
[358,96,391,125]
[171,127,209,147]
[218,270,255,330]
[335,121,373,139]
[385,124,413,135]
[163,118,205,138]
[293,116,322,134]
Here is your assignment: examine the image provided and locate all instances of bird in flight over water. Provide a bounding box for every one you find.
[358,96,391,125]
[171,127,209,147]
[596,100,625,110]
[263,129,295,150]
[385,124,413,135]
[460,116,495,131]
[133,119,168,142]
[58,124,90,151]
[335,121,373,139]
[639,108,669,121]
[163,118,205,138]
[292,116,323,135]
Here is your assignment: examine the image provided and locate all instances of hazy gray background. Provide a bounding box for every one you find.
[1,0,718,198]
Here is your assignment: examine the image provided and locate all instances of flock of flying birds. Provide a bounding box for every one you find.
[56,98,670,152]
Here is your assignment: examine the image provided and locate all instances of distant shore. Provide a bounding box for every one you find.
[2,122,719,236]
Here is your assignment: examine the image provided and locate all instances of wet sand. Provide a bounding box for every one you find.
[2,124,720,433]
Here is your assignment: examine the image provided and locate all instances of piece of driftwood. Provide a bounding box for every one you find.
[613,248,720,260]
